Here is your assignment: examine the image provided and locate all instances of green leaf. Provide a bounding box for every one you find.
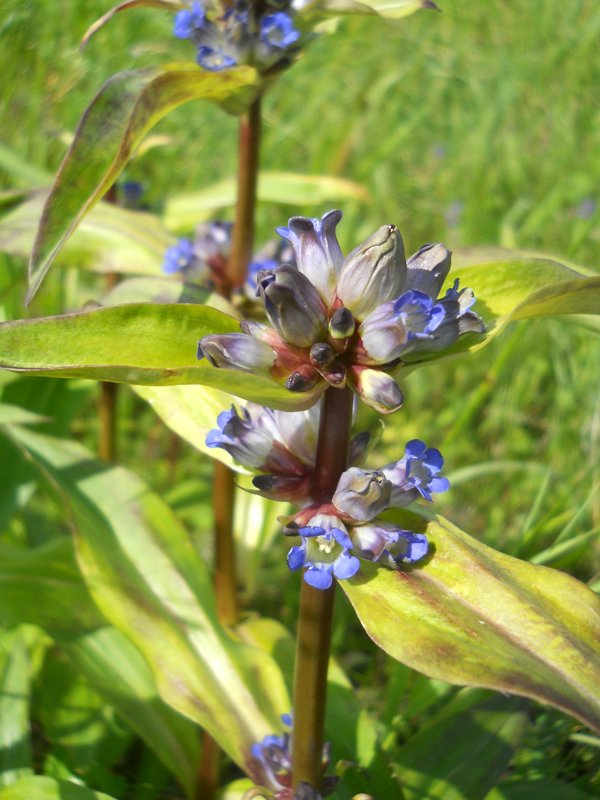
[485,779,592,800]
[27,64,260,302]
[103,277,209,305]
[164,172,369,232]
[301,0,437,21]
[0,403,49,426]
[0,631,32,787]
[7,425,290,775]
[0,303,323,410]
[0,776,118,800]
[81,1,186,49]
[394,689,529,800]
[0,192,172,276]
[341,511,600,733]
[63,628,199,799]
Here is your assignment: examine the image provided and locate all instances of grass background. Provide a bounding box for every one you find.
[1,0,600,795]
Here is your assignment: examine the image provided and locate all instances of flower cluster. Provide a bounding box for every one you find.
[250,714,337,798]
[163,220,294,300]
[206,404,449,589]
[174,0,301,73]
[199,210,485,414]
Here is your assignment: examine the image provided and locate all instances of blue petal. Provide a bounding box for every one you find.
[298,525,325,538]
[429,476,450,494]
[424,447,444,471]
[404,533,429,563]
[405,439,426,458]
[304,566,333,590]
[332,528,353,549]
[333,552,360,580]
[205,430,223,448]
[287,546,306,571]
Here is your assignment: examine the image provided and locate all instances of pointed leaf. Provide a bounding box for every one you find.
[7,425,290,776]
[164,172,369,232]
[341,511,600,733]
[0,303,322,410]
[300,0,437,21]
[81,1,186,49]
[0,777,117,800]
[28,64,260,302]
[395,689,529,800]
[1,192,172,276]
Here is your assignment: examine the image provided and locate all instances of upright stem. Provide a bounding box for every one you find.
[227,96,261,291]
[292,387,354,791]
[213,459,239,626]
[98,381,117,462]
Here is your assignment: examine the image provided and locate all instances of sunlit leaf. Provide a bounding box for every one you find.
[0,303,323,410]
[81,0,186,49]
[0,776,117,800]
[0,632,32,787]
[394,689,529,800]
[28,64,260,302]
[341,511,600,733]
[0,192,172,276]
[164,172,369,232]
[102,277,209,305]
[300,0,438,21]
[7,425,290,777]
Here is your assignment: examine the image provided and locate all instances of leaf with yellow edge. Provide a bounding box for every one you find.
[341,510,600,733]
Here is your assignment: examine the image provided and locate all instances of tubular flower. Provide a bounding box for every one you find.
[173,0,301,73]
[250,713,337,798]
[206,403,372,505]
[198,210,485,414]
[163,220,293,301]
[287,515,360,590]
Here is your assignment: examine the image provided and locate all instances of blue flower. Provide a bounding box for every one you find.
[261,13,301,50]
[196,45,238,71]
[350,521,428,566]
[162,238,196,275]
[383,439,450,504]
[173,2,206,39]
[287,515,360,590]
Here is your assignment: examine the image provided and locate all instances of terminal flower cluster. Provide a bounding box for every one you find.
[199,210,485,414]
[174,0,301,73]
[206,405,449,588]
[163,219,293,299]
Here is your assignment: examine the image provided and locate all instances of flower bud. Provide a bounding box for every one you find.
[309,342,336,368]
[350,367,403,414]
[198,333,276,373]
[276,210,344,301]
[332,468,391,522]
[257,264,327,348]
[335,225,406,320]
[328,307,356,340]
[406,242,452,297]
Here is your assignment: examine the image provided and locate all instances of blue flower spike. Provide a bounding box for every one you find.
[287,515,360,590]
[198,210,485,414]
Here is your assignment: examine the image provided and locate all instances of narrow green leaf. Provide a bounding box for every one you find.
[63,628,199,799]
[8,425,290,775]
[0,632,32,787]
[0,403,49,426]
[341,511,600,733]
[0,303,323,410]
[301,0,437,20]
[1,192,172,276]
[28,64,259,302]
[164,172,369,232]
[0,776,117,800]
[485,779,591,800]
[103,277,209,305]
[395,689,529,800]
[81,1,185,49]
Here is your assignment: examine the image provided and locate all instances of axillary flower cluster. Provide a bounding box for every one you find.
[207,403,449,589]
[174,0,301,73]
[202,210,483,589]
[199,210,484,414]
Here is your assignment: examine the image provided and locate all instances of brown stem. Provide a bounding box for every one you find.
[213,460,239,626]
[98,381,117,462]
[291,387,354,791]
[227,96,261,291]
[196,732,220,800]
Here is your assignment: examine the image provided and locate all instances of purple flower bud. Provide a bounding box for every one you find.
[336,225,406,320]
[198,333,276,373]
[287,514,360,590]
[257,264,328,348]
[350,367,403,414]
[332,468,392,522]
[328,307,356,340]
[277,211,344,302]
[405,242,452,297]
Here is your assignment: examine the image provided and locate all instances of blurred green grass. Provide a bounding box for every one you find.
[0,0,598,580]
